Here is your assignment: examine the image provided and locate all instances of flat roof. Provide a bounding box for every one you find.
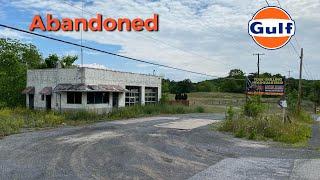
[28,67,162,78]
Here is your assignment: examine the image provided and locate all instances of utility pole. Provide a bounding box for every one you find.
[253,53,265,77]
[313,80,318,114]
[81,0,84,68]
[286,70,291,95]
[297,48,303,113]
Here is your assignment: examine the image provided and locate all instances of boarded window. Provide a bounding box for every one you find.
[125,86,140,106]
[87,92,109,104]
[67,92,82,104]
[145,87,158,104]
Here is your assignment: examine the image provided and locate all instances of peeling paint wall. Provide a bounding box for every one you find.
[26,67,162,112]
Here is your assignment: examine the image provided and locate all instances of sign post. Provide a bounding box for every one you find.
[279,99,287,123]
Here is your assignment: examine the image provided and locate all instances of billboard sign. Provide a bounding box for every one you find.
[246,77,285,96]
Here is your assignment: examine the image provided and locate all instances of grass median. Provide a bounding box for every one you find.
[0,104,205,138]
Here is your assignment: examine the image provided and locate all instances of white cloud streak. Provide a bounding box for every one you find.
[4,0,320,81]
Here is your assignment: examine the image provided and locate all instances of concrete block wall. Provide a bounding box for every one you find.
[84,68,162,106]
[27,68,83,110]
[26,67,162,112]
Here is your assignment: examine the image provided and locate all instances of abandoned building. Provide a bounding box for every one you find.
[22,67,162,113]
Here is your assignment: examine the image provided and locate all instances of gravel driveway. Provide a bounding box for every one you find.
[0,113,319,180]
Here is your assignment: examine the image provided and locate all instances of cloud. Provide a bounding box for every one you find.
[77,63,108,69]
[4,0,320,81]
[0,28,31,40]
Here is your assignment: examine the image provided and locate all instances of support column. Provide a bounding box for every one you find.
[157,86,161,102]
[119,91,126,107]
[141,86,145,105]
[109,92,113,108]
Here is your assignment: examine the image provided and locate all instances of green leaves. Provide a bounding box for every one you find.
[0,39,42,107]
[44,54,78,68]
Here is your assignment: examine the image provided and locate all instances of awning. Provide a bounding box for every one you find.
[54,84,128,92]
[39,87,52,95]
[22,86,35,94]
[54,83,86,92]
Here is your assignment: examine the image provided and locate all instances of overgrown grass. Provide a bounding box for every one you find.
[0,104,206,137]
[107,104,204,120]
[219,105,314,144]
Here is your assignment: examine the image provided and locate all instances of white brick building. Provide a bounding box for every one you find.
[22,67,162,113]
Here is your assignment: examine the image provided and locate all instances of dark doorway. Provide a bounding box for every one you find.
[46,95,52,110]
[29,94,34,109]
[112,93,119,108]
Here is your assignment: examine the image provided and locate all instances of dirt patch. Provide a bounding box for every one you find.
[110,117,179,125]
[56,131,122,144]
[155,119,221,130]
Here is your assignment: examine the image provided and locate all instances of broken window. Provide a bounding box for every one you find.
[125,86,141,106]
[145,87,158,104]
[67,92,82,104]
[87,92,109,104]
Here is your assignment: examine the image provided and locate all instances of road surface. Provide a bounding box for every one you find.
[0,113,319,180]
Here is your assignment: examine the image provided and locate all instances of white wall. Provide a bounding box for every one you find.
[26,67,162,111]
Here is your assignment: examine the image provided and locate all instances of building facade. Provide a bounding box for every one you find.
[22,67,162,113]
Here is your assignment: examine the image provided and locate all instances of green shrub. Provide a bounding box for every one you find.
[218,112,312,144]
[195,106,205,113]
[243,96,265,117]
[63,110,102,122]
[160,93,170,104]
[0,104,207,137]
[0,108,24,137]
[107,104,206,120]
[226,106,235,120]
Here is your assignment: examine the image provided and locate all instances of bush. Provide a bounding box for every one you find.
[63,110,102,122]
[243,96,265,117]
[226,106,235,120]
[160,93,170,104]
[0,104,207,137]
[107,104,206,120]
[0,108,24,137]
[195,106,205,113]
[218,112,312,144]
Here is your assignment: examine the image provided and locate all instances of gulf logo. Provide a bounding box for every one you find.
[248,6,295,50]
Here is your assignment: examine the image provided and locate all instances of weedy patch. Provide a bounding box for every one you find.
[0,104,206,138]
[218,97,313,144]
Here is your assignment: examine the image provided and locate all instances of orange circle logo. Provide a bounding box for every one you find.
[248,6,295,50]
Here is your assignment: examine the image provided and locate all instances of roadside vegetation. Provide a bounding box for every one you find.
[0,104,205,138]
[218,96,314,144]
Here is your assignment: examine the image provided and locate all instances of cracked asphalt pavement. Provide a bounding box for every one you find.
[0,113,319,180]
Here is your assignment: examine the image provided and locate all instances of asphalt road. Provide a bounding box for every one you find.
[0,113,319,180]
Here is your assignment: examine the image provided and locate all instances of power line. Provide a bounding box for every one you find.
[265,0,270,6]
[0,23,224,78]
[273,0,315,81]
[57,0,236,69]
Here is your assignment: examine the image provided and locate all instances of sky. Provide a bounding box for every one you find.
[0,0,319,82]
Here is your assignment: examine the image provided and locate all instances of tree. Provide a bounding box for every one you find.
[0,39,42,107]
[61,55,78,68]
[228,69,245,78]
[161,79,170,93]
[44,54,78,68]
[45,54,59,68]
[176,79,194,94]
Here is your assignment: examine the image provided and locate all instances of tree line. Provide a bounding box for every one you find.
[0,39,77,107]
[0,38,319,108]
[162,69,320,107]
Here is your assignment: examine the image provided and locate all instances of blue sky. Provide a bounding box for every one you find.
[0,0,319,82]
